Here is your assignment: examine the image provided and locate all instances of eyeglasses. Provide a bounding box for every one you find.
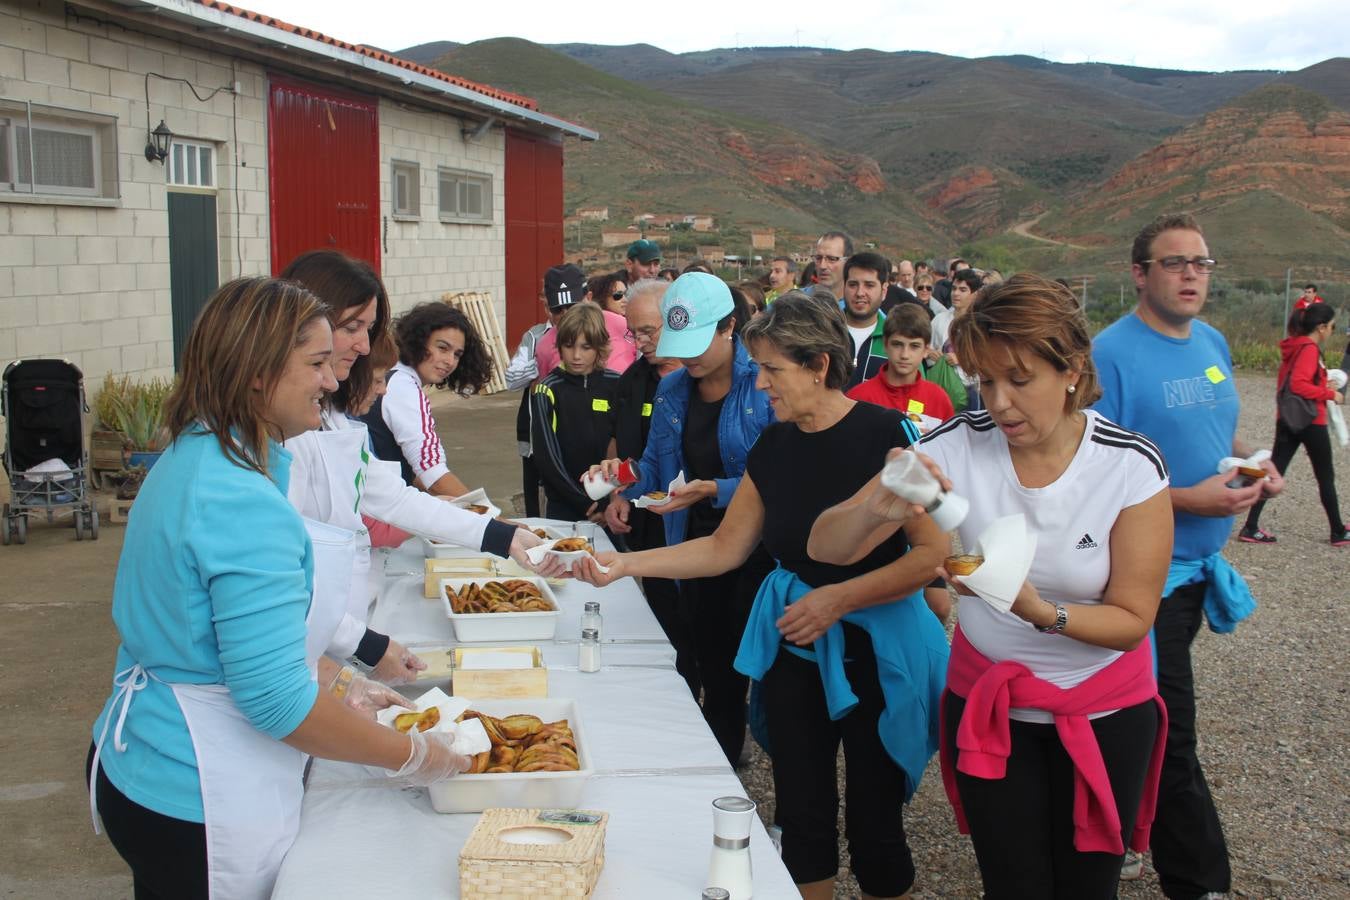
[611,290,626,301]
[916,285,933,292]
[1144,256,1217,274]
[813,254,843,264]
[625,326,660,341]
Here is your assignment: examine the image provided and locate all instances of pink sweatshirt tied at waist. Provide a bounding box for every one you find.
[940,626,1168,855]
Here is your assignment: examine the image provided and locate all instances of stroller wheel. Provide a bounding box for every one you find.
[14,515,26,545]
[74,511,85,541]
[90,507,100,540]
[1,507,10,546]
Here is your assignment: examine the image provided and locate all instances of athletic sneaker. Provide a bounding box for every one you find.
[1332,530,1350,547]
[1238,526,1276,543]
[1119,850,1144,880]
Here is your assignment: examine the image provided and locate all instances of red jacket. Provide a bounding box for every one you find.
[847,365,955,421]
[1277,336,1335,426]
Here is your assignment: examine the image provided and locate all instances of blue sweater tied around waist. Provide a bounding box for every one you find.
[734,565,949,801]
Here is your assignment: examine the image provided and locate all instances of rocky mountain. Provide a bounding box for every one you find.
[1041,84,1350,273]
[403,38,1350,272]
[426,38,948,254]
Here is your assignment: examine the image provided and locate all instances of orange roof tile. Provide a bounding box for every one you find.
[197,1,539,110]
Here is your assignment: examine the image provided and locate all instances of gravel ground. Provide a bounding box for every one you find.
[735,372,1350,899]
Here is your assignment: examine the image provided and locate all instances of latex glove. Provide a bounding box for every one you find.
[388,731,472,787]
[370,640,427,685]
[329,666,412,719]
[508,526,545,571]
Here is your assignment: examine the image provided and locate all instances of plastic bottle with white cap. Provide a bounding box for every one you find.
[879,450,969,531]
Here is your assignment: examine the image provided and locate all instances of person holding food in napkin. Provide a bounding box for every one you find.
[577,289,948,900]
[587,272,775,768]
[809,274,1174,899]
[88,278,473,900]
[280,251,545,685]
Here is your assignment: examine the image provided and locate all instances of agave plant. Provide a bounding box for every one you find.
[108,376,174,451]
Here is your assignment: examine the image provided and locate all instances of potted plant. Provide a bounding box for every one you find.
[92,374,133,481]
[106,376,174,471]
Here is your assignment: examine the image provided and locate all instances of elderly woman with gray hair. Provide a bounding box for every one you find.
[576,290,948,900]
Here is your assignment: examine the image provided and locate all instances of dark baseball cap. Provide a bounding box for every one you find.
[544,264,587,310]
[626,239,661,263]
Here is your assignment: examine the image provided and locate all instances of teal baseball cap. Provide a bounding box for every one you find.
[655,272,734,359]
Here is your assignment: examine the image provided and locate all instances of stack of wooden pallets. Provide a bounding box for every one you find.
[441,291,509,395]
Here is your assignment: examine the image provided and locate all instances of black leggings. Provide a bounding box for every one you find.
[87,744,208,900]
[1244,421,1344,536]
[762,625,915,896]
[942,694,1159,900]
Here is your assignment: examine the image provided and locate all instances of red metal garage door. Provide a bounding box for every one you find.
[504,128,564,346]
[268,77,380,275]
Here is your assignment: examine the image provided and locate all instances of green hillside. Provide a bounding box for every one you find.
[430,39,951,256]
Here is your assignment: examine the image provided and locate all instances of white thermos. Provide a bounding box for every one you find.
[706,796,755,899]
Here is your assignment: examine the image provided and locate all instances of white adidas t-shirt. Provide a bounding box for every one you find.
[920,409,1169,722]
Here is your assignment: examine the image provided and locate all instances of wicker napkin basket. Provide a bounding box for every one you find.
[459,808,608,898]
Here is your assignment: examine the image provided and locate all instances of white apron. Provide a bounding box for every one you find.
[91,516,356,900]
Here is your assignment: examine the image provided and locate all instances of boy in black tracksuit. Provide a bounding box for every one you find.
[531,304,620,522]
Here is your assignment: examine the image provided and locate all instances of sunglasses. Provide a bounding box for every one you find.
[611,290,626,301]
[916,285,933,291]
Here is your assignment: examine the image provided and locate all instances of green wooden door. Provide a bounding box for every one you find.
[167,191,219,368]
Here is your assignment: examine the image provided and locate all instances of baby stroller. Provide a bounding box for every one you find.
[2,359,98,544]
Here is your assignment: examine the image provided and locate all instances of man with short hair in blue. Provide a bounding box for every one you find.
[1093,213,1283,900]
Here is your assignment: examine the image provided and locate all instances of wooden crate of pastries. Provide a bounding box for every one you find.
[460,807,607,899]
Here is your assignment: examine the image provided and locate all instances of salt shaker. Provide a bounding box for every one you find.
[581,601,603,640]
[579,627,601,673]
[702,889,731,900]
[706,796,755,899]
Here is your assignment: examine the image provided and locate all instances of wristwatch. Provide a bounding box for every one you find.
[1035,604,1069,635]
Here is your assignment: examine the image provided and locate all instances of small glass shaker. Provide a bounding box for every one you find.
[581,601,603,640]
[579,627,601,673]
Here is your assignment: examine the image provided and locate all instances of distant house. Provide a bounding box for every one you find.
[577,205,609,221]
[688,215,716,232]
[0,0,595,378]
[750,229,776,251]
[601,228,641,248]
[698,246,726,265]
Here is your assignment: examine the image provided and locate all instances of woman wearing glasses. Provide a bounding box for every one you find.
[590,270,629,317]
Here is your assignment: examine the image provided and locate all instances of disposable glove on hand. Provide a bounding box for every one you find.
[328,666,411,718]
[370,640,427,685]
[388,731,472,787]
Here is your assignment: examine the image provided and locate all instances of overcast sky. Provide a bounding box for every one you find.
[250,0,1347,72]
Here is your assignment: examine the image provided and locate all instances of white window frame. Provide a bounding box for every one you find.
[0,99,117,200]
[390,159,420,219]
[167,139,216,190]
[436,166,492,224]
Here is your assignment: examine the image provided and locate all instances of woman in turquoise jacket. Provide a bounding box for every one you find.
[88,278,470,900]
[596,272,775,765]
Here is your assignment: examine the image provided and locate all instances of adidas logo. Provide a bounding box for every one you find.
[1075,533,1098,550]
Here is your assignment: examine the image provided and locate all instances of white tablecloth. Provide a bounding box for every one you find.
[273,521,796,898]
